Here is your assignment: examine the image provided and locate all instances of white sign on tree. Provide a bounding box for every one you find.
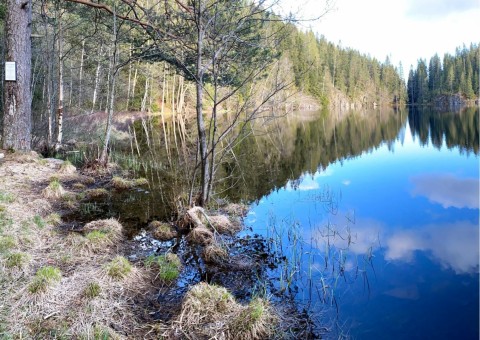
[5,62,16,81]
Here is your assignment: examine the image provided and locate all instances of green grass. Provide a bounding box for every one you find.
[145,253,181,281]
[28,266,62,293]
[93,325,114,340]
[5,252,30,268]
[0,191,14,203]
[0,235,16,253]
[106,256,132,279]
[85,230,108,243]
[33,215,46,229]
[83,282,101,299]
[0,211,13,232]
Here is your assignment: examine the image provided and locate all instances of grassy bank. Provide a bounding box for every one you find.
[0,151,310,339]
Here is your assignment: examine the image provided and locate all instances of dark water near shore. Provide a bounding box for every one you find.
[68,106,479,338]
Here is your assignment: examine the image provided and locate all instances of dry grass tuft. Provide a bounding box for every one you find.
[170,282,236,338]
[149,221,177,241]
[187,226,214,245]
[106,256,132,280]
[111,176,148,189]
[85,188,109,199]
[46,213,62,227]
[203,243,229,264]
[82,218,123,252]
[42,179,65,199]
[168,283,278,339]
[133,178,148,186]
[72,182,86,190]
[208,215,242,235]
[229,297,278,340]
[28,266,62,294]
[58,160,76,174]
[111,176,131,189]
[223,203,248,217]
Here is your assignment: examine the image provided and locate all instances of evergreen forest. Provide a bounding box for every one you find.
[407,44,479,105]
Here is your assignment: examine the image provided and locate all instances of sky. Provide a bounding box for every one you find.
[279,0,480,72]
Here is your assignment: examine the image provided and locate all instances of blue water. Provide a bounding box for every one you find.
[245,112,479,339]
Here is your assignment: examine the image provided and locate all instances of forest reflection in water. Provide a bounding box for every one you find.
[244,106,478,339]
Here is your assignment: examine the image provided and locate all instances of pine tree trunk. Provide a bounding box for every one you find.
[3,0,32,151]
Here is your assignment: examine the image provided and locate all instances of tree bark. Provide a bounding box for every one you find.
[55,11,64,151]
[196,0,209,206]
[3,0,32,151]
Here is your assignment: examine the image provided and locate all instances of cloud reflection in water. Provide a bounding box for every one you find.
[410,174,479,209]
[311,215,479,274]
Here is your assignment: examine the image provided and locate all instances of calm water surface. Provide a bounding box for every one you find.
[242,107,479,339]
[73,106,478,339]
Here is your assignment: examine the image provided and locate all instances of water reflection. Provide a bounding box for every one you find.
[408,106,479,154]
[385,221,479,274]
[410,174,479,209]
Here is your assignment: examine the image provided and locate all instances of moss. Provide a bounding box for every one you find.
[29,266,62,293]
[106,256,132,279]
[5,252,30,268]
[145,253,181,281]
[83,282,101,299]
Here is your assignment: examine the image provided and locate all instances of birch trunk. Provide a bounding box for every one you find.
[55,13,64,151]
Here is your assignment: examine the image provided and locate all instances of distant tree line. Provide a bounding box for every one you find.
[282,28,407,106]
[407,44,479,105]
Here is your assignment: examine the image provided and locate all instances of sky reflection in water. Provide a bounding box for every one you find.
[247,109,479,339]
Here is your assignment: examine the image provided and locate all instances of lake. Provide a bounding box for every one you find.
[237,107,479,339]
[69,106,479,339]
